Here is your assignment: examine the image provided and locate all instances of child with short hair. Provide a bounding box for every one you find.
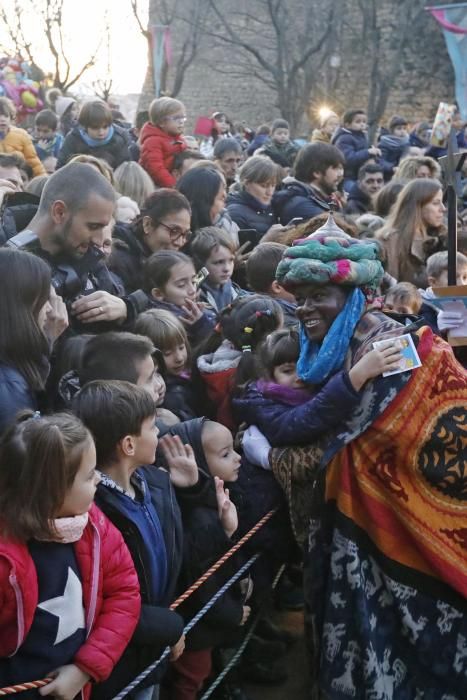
[135,308,200,422]
[143,249,216,345]
[57,99,131,169]
[262,119,299,168]
[73,380,192,699]
[191,226,247,313]
[378,115,410,170]
[140,97,187,188]
[384,281,423,316]
[0,411,140,698]
[420,250,467,334]
[333,108,382,187]
[233,327,402,447]
[33,109,64,162]
[0,97,45,176]
[245,241,297,326]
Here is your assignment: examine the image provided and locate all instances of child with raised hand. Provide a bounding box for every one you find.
[158,417,249,700]
[0,411,140,700]
[191,226,247,313]
[135,308,200,421]
[73,380,199,699]
[233,327,402,447]
[140,97,187,188]
[194,295,284,430]
[142,249,216,346]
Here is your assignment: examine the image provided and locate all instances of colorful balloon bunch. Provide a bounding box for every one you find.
[0,55,44,119]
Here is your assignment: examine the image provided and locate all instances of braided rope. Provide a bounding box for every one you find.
[0,679,53,696]
[199,563,286,699]
[170,508,276,609]
[111,553,261,700]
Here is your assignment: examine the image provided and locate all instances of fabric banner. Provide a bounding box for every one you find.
[150,25,172,98]
[429,4,467,119]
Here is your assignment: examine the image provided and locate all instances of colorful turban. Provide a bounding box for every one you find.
[276,233,384,296]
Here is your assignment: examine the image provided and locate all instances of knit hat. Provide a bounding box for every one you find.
[319,110,338,129]
[276,229,384,297]
[55,96,76,119]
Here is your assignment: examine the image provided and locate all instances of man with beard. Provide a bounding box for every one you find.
[272,142,344,224]
[5,162,144,331]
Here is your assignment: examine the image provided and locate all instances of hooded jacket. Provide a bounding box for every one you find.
[139,123,186,187]
[272,179,335,224]
[0,504,140,699]
[159,418,245,651]
[0,127,45,176]
[196,340,242,430]
[226,190,276,237]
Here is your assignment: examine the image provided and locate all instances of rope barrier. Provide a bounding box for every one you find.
[170,508,277,609]
[111,553,261,700]
[198,563,286,700]
[0,508,277,697]
[0,679,53,696]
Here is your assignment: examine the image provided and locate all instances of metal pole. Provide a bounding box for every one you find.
[447,184,458,286]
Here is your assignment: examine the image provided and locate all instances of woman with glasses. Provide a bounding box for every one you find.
[110,189,192,293]
[139,96,188,188]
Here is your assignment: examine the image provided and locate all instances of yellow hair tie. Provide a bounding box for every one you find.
[244,326,253,334]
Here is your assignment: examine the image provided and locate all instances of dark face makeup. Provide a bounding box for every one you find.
[294,284,350,343]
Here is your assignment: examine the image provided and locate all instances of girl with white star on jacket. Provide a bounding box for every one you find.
[0,411,141,700]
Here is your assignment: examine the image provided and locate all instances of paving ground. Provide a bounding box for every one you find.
[243,610,308,700]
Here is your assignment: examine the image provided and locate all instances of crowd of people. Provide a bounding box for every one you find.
[0,89,466,700]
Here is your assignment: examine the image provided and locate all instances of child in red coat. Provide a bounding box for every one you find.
[140,97,187,188]
[0,411,140,700]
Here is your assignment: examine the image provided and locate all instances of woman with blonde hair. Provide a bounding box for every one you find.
[376,178,446,286]
[396,155,441,181]
[114,160,155,208]
[226,155,279,239]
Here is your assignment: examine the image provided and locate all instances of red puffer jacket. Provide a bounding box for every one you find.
[139,122,186,187]
[0,504,141,698]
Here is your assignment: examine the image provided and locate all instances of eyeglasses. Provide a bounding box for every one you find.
[156,221,192,244]
[165,114,187,123]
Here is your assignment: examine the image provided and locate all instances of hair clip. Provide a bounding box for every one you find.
[242,344,252,353]
[256,309,272,318]
[29,411,42,421]
[244,326,253,334]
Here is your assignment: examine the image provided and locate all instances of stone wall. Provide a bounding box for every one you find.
[141,0,458,135]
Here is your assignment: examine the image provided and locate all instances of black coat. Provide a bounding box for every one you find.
[163,374,200,422]
[160,418,245,651]
[272,179,333,224]
[109,222,150,294]
[57,124,131,169]
[345,183,372,215]
[91,467,184,698]
[226,190,276,237]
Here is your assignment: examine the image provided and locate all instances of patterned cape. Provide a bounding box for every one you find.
[271,311,467,700]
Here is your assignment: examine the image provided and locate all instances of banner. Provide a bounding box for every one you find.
[150,25,172,98]
[429,4,467,120]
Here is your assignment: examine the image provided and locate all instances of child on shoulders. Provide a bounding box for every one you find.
[0,97,45,176]
[140,97,187,188]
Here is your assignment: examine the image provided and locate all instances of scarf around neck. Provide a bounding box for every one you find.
[297,287,366,384]
[78,124,115,147]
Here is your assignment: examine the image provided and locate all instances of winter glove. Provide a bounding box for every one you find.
[242,425,272,469]
[437,310,464,332]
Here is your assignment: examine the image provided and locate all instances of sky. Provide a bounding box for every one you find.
[0,0,148,94]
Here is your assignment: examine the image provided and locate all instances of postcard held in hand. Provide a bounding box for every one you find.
[432,285,467,347]
[373,334,422,377]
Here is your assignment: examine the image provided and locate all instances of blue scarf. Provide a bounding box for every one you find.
[297,287,366,384]
[78,124,114,147]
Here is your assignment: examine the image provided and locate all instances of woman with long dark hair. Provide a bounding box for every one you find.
[177,165,239,243]
[0,248,67,432]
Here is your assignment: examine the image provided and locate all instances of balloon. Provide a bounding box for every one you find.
[21,90,37,109]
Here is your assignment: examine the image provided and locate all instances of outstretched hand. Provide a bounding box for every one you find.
[158,434,199,488]
[215,476,238,538]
